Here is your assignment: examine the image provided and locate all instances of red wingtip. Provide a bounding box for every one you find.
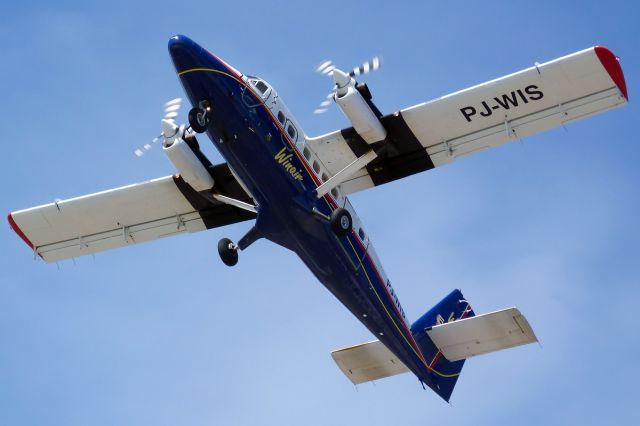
[7,212,35,250]
[595,45,628,101]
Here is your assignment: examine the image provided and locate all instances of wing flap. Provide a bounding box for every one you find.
[426,307,537,362]
[331,340,410,385]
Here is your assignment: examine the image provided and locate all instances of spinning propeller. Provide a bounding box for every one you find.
[314,56,383,114]
[134,98,184,157]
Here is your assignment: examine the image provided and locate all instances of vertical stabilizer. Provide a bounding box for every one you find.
[410,289,475,401]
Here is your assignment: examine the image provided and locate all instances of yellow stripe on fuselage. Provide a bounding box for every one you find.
[177,67,244,84]
[344,236,459,378]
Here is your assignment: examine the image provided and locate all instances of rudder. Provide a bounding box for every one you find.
[410,289,475,401]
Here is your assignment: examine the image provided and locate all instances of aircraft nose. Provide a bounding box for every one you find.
[169,35,207,73]
[168,34,227,75]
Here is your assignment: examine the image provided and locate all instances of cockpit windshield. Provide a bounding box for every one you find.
[246,76,271,98]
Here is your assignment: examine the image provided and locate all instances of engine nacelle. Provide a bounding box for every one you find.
[163,137,214,191]
[335,85,387,144]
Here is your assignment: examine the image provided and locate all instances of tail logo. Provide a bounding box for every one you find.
[436,312,457,326]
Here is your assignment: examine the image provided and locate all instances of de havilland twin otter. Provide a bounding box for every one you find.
[8,36,628,401]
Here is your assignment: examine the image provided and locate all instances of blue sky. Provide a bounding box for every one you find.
[1,1,638,424]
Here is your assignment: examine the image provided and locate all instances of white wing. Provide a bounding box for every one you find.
[9,167,255,263]
[306,46,628,194]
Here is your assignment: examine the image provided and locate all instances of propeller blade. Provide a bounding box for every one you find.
[313,55,383,114]
[134,97,182,159]
[314,93,334,114]
[349,55,382,77]
[165,97,182,107]
[316,60,335,75]
[164,98,182,122]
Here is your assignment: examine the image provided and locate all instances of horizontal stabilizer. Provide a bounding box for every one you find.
[426,307,537,362]
[331,340,409,385]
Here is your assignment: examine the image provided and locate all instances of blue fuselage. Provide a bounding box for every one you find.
[169,35,434,383]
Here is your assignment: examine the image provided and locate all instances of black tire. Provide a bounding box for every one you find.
[188,107,210,133]
[217,238,238,266]
[330,208,352,236]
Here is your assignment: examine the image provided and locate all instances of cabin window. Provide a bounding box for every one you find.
[321,173,329,182]
[285,122,297,141]
[277,111,285,124]
[313,160,320,173]
[303,146,311,160]
[254,80,268,94]
[358,228,366,240]
[331,188,339,198]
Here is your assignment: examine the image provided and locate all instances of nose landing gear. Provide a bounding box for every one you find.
[188,100,212,133]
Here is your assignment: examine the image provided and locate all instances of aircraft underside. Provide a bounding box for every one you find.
[8,34,627,402]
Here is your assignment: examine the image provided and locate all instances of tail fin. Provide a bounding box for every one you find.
[410,289,475,402]
[330,289,537,402]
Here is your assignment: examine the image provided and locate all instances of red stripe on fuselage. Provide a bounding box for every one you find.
[250,75,427,364]
[207,58,426,364]
[349,233,427,363]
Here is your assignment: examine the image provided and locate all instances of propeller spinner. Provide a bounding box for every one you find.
[313,56,382,114]
[134,98,183,157]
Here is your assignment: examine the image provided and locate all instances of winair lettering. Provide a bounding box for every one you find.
[274,147,304,181]
[460,84,544,122]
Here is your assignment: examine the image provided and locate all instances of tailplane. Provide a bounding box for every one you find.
[331,289,537,402]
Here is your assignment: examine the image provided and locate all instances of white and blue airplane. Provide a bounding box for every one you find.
[8,35,628,401]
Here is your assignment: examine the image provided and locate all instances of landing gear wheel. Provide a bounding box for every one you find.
[217,238,238,266]
[188,101,211,133]
[330,208,352,237]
